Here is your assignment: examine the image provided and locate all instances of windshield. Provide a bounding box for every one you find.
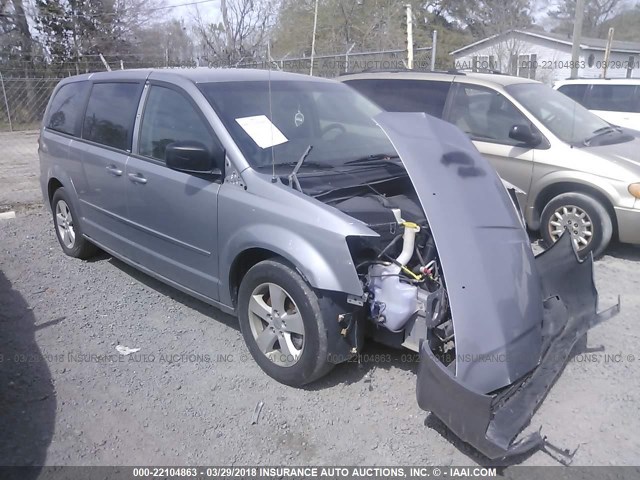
[199,80,397,169]
[505,83,611,145]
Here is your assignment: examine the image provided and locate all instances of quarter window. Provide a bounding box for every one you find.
[139,86,220,163]
[46,81,90,136]
[82,82,142,150]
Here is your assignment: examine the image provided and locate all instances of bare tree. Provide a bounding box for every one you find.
[1,0,34,61]
[548,0,626,37]
[193,0,278,66]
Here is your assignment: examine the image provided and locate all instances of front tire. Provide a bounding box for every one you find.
[51,188,99,259]
[540,192,612,258]
[237,259,334,387]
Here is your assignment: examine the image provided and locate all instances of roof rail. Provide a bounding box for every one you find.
[455,68,505,75]
[354,67,465,75]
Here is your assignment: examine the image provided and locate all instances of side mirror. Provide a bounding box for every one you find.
[509,124,542,146]
[165,141,222,175]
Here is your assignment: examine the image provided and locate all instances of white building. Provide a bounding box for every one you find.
[450,29,640,84]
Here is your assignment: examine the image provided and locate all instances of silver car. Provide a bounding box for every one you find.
[340,71,640,257]
[39,68,617,460]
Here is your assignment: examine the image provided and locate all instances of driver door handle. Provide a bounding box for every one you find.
[106,165,123,176]
[128,172,148,184]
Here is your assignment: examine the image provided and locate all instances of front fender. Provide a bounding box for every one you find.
[217,177,378,307]
[527,170,628,229]
[221,224,360,302]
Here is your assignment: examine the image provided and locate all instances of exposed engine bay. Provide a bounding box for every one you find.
[290,165,455,365]
[327,180,454,360]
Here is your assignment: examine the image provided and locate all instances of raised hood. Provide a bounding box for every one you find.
[374,112,543,394]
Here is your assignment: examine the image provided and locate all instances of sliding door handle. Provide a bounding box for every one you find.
[106,165,123,176]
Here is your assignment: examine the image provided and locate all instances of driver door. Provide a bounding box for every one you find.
[125,83,224,300]
[444,83,536,204]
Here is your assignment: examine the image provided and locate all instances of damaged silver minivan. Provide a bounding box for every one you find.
[39,68,619,460]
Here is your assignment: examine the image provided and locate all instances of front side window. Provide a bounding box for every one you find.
[505,82,618,145]
[82,82,142,150]
[199,80,394,169]
[46,81,90,136]
[138,86,221,163]
[585,85,640,113]
[447,84,532,145]
[343,79,451,118]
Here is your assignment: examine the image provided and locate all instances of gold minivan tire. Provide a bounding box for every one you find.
[540,192,613,258]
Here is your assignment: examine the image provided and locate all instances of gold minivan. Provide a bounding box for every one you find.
[340,71,640,257]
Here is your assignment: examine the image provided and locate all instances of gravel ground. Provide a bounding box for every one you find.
[1,207,640,467]
[0,131,41,210]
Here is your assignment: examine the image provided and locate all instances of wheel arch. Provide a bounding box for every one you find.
[228,247,282,308]
[47,177,64,206]
[533,181,618,237]
[44,166,81,214]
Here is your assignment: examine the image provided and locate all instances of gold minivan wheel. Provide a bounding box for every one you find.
[541,192,613,258]
[548,205,593,251]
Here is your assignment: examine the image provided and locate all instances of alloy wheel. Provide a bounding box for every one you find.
[247,282,305,367]
[55,199,76,249]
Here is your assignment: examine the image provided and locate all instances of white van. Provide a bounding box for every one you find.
[554,78,640,129]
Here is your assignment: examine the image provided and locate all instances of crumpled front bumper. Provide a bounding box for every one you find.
[416,234,620,460]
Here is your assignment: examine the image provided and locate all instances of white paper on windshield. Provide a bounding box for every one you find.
[236,115,288,149]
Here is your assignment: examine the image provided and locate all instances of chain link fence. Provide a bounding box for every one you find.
[0,46,433,132]
[238,46,433,77]
[0,46,432,208]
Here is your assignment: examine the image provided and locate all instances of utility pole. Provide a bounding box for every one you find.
[602,27,615,78]
[310,0,319,76]
[431,30,437,71]
[406,4,413,69]
[345,43,355,73]
[570,0,585,79]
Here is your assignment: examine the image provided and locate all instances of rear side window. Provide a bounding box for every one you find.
[138,85,221,163]
[345,79,451,118]
[557,84,588,104]
[82,82,142,151]
[46,81,90,136]
[585,85,640,113]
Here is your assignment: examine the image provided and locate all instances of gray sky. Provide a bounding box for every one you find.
[166,0,221,23]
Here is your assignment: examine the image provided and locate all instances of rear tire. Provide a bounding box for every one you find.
[540,192,612,258]
[51,188,99,259]
[237,259,334,387]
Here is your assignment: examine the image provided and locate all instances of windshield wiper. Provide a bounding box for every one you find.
[583,126,618,146]
[288,145,313,193]
[343,153,400,165]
